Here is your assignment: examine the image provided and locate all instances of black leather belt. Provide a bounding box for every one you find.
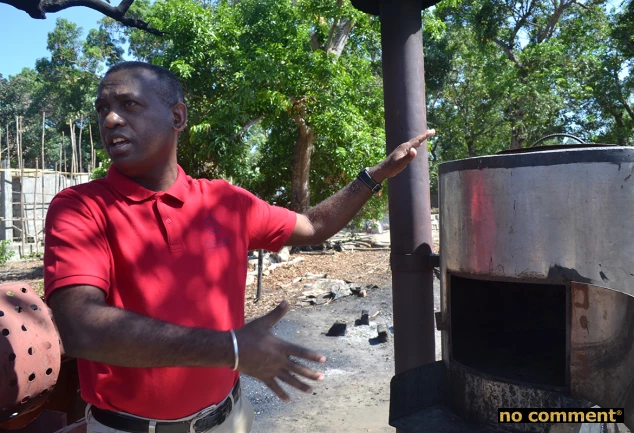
[90,380,241,433]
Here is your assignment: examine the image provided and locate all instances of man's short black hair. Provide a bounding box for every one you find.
[103,61,185,107]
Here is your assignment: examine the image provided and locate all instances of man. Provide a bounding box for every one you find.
[44,61,435,433]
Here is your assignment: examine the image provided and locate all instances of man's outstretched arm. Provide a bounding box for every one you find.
[49,285,325,401]
[285,130,435,246]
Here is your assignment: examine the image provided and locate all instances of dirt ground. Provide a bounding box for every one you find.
[0,247,442,433]
[241,249,441,433]
[0,249,393,321]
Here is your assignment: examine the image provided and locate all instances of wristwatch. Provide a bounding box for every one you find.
[357,168,382,193]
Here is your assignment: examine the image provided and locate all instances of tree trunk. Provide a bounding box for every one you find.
[466,137,476,157]
[326,17,353,57]
[613,112,627,146]
[510,125,525,149]
[290,115,315,213]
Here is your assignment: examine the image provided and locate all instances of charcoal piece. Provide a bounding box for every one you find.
[326,322,347,337]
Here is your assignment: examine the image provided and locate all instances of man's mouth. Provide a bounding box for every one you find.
[108,137,132,156]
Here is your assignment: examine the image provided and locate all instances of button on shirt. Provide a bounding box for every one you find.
[44,165,296,419]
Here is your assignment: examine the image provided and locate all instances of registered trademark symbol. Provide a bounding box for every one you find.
[617,410,623,415]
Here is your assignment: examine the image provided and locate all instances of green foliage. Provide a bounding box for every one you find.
[23,251,43,260]
[1,18,113,172]
[4,0,633,219]
[91,149,111,179]
[125,0,387,217]
[0,240,15,265]
[427,0,632,163]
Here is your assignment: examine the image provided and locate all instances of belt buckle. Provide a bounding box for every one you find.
[190,410,209,433]
[190,398,233,433]
[218,401,231,425]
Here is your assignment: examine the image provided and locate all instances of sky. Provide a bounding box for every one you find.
[0,4,107,77]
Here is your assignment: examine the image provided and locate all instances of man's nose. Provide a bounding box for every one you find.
[103,110,126,128]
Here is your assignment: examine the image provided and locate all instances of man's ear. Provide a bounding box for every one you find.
[172,102,188,132]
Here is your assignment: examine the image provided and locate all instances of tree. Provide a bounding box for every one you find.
[434,0,595,148]
[426,0,632,154]
[125,0,386,215]
[426,23,508,162]
[0,0,161,34]
[558,2,633,145]
[0,18,119,171]
[0,69,42,166]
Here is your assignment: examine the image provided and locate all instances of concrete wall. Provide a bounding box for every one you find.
[1,161,12,242]
[0,164,90,256]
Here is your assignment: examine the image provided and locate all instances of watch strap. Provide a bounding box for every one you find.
[357,168,382,193]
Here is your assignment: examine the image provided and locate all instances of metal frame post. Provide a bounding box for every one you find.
[380,0,435,374]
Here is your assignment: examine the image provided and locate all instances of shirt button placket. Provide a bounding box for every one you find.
[156,199,172,245]
[155,198,182,251]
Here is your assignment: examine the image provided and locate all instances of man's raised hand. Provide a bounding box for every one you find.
[235,301,326,402]
[370,129,436,182]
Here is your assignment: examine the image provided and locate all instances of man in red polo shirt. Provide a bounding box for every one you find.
[44,62,435,433]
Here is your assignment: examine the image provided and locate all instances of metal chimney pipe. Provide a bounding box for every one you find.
[379,0,435,374]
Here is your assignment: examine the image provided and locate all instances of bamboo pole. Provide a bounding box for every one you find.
[59,133,64,192]
[78,114,84,173]
[55,163,59,195]
[34,158,39,254]
[69,121,75,184]
[18,117,25,257]
[63,135,67,174]
[89,122,95,173]
[5,124,9,168]
[0,217,46,222]
[14,117,18,170]
[41,112,46,170]
[41,112,46,231]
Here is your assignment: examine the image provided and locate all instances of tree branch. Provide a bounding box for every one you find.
[614,73,634,123]
[511,0,535,42]
[1,0,163,35]
[492,37,526,71]
[235,115,264,140]
[325,17,353,58]
[572,0,590,11]
[537,0,574,42]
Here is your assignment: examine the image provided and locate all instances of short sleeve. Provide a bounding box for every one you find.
[44,189,111,303]
[236,187,296,252]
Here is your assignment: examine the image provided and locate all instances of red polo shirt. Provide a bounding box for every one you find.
[44,165,296,419]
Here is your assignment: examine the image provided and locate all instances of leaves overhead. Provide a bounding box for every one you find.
[2,0,632,214]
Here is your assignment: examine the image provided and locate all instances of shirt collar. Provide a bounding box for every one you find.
[106,165,190,204]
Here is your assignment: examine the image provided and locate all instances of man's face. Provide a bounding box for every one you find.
[95,69,179,177]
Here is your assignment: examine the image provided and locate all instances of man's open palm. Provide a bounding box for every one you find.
[235,301,326,402]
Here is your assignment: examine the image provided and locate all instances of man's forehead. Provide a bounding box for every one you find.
[97,69,157,96]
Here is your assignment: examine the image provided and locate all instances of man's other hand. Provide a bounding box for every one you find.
[370,129,436,183]
[235,301,326,402]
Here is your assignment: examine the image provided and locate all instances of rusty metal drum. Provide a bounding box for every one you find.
[438,145,634,431]
[0,282,61,424]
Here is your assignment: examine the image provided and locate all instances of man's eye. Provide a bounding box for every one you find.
[96,105,107,113]
[124,101,137,107]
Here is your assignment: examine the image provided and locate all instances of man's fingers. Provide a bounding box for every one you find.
[408,129,436,149]
[286,359,325,381]
[266,379,291,402]
[285,342,326,364]
[259,300,290,328]
[279,371,313,394]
